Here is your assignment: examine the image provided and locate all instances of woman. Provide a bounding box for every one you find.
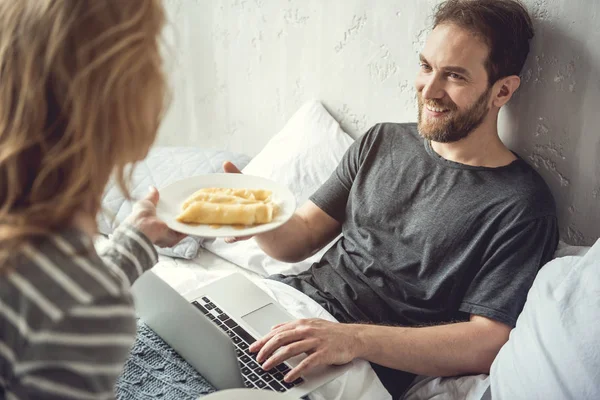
[0,1,185,398]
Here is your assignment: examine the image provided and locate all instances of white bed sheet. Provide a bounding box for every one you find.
[96,234,594,400]
[95,235,390,400]
[402,375,490,400]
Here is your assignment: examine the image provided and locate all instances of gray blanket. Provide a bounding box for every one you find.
[115,320,216,399]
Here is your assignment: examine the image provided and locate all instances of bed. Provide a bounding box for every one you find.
[99,234,592,400]
[99,100,593,400]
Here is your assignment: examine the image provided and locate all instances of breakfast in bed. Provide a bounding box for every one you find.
[176,187,277,227]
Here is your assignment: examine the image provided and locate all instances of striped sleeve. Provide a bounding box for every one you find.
[99,223,158,287]
[10,296,137,400]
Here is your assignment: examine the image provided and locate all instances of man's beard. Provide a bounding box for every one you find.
[417,86,492,143]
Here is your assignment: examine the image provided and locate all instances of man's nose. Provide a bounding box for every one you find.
[421,75,445,100]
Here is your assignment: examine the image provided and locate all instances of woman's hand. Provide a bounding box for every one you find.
[125,187,187,247]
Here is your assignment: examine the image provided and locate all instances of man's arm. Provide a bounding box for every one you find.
[222,125,378,263]
[253,201,341,263]
[250,315,511,383]
[354,315,510,376]
[222,162,342,263]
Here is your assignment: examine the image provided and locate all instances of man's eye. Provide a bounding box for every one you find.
[419,63,431,71]
[449,73,464,80]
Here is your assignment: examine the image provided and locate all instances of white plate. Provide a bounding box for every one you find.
[156,174,296,238]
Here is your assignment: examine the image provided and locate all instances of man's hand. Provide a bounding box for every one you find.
[125,186,187,248]
[222,161,253,243]
[221,162,339,263]
[249,318,360,382]
[223,161,242,174]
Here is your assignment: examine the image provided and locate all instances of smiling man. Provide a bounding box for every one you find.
[225,1,559,398]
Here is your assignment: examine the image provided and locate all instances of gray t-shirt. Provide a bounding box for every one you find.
[271,123,558,395]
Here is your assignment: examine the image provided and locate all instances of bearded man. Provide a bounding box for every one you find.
[224,1,559,398]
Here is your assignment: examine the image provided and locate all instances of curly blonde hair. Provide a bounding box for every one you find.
[0,0,167,270]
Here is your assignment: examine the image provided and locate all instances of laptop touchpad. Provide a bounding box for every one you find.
[241,303,293,337]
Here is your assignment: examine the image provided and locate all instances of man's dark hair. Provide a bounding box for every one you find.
[433,0,534,85]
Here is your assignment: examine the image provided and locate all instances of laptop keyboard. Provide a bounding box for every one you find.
[192,296,304,392]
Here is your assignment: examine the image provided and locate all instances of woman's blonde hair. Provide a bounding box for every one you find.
[0,0,167,269]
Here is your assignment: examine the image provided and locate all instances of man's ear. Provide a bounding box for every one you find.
[491,75,521,108]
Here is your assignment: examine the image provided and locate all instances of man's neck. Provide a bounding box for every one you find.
[430,119,517,168]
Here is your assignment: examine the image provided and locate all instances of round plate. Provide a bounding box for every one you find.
[156,174,296,238]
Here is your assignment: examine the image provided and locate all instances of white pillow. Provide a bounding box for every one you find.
[490,239,600,400]
[553,240,591,258]
[203,100,355,276]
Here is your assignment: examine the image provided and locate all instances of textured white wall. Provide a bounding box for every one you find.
[158,0,599,245]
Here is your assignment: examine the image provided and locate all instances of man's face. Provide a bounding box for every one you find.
[415,23,493,143]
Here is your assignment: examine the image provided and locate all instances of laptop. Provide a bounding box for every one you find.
[131,271,351,398]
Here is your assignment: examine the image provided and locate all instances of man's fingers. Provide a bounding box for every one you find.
[249,322,296,353]
[224,235,253,244]
[256,329,306,364]
[261,339,318,372]
[284,353,320,383]
[249,330,278,354]
[223,161,242,174]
